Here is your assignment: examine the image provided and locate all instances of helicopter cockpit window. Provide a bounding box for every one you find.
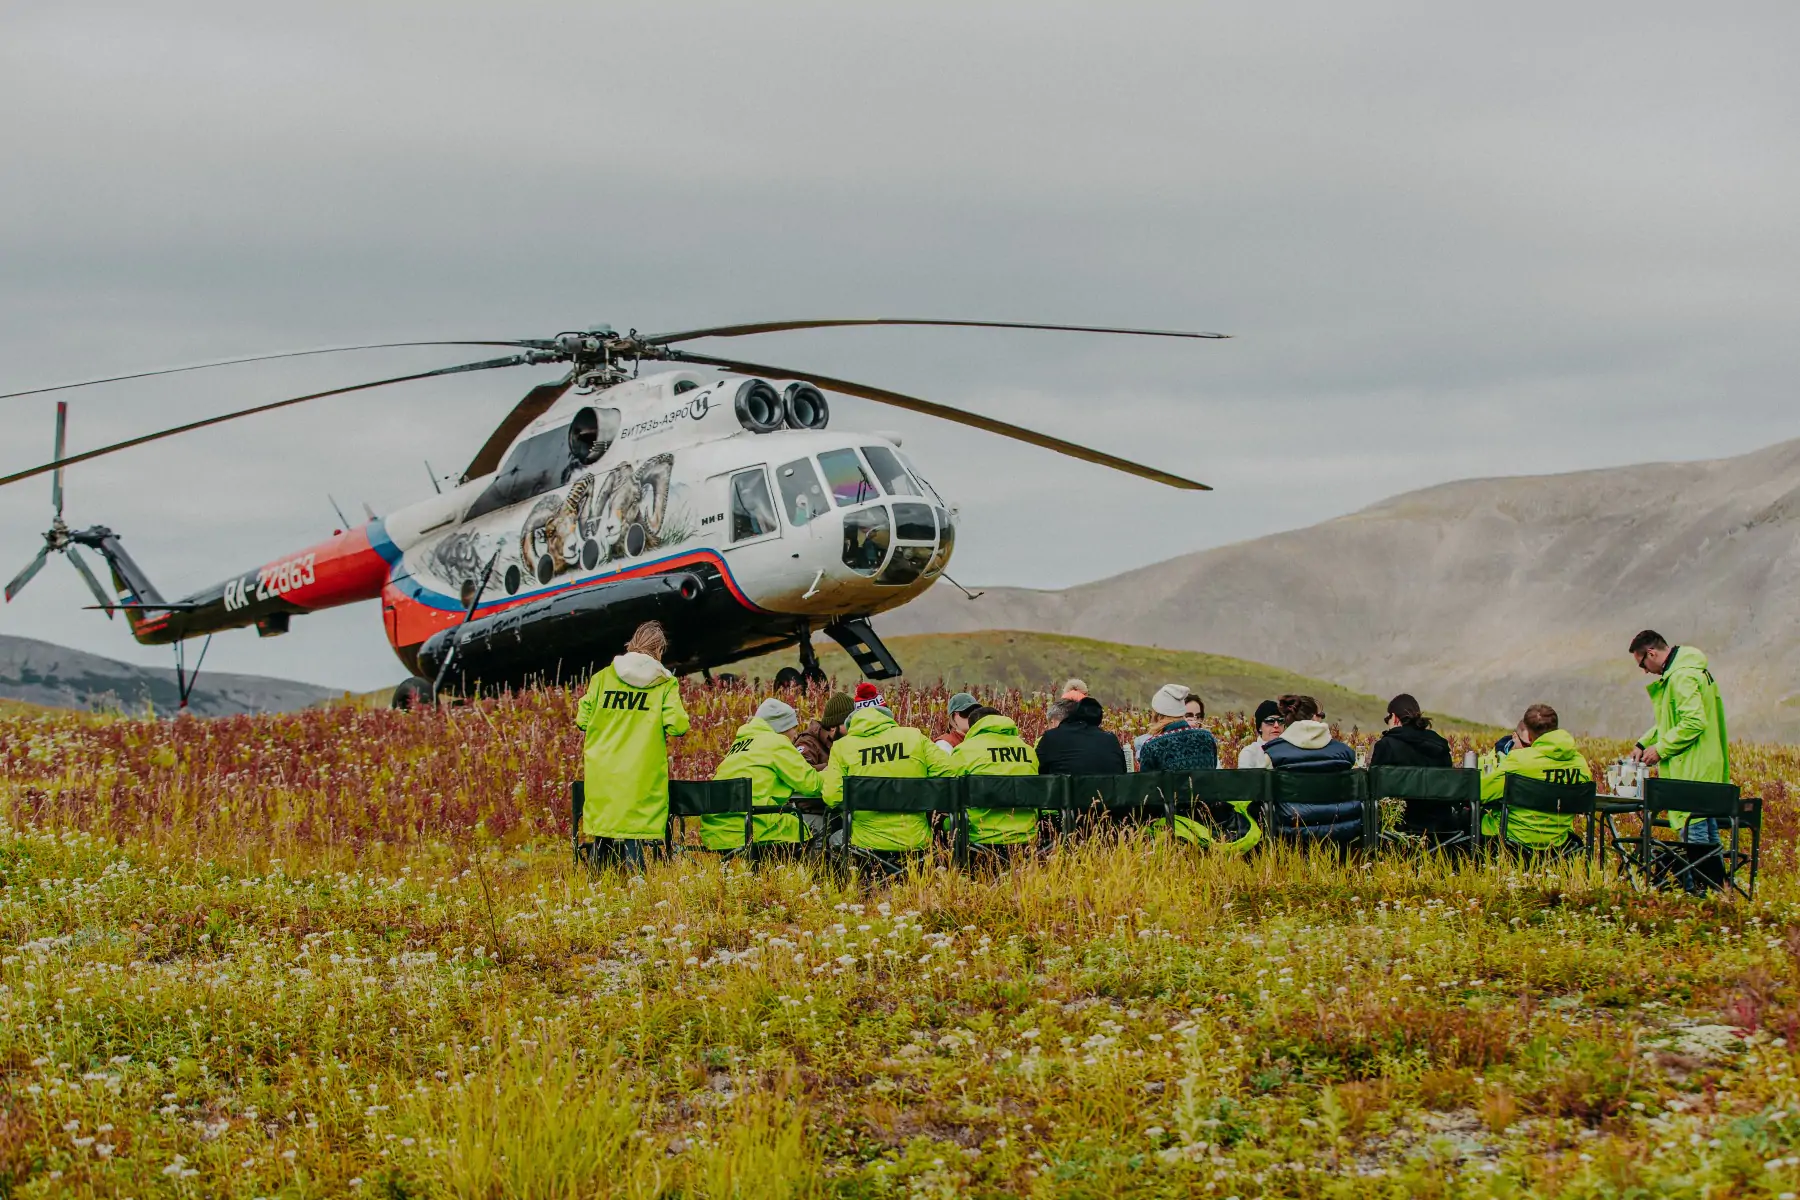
[729,469,779,542]
[861,445,922,497]
[817,449,879,506]
[897,452,946,507]
[775,457,829,527]
[841,506,890,575]
[672,379,699,394]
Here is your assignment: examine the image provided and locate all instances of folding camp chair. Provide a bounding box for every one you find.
[959,775,1069,867]
[1268,770,1372,851]
[1067,773,1188,842]
[667,778,756,862]
[1494,775,1597,868]
[1611,778,1758,898]
[1168,769,1271,850]
[839,776,962,880]
[1368,766,1481,856]
[567,778,669,872]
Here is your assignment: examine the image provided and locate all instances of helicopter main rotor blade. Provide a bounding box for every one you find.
[51,400,67,518]
[5,545,50,602]
[0,354,538,492]
[0,340,550,401]
[643,318,1229,346]
[65,545,115,619]
[666,351,1211,491]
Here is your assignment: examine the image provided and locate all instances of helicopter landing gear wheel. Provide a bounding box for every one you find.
[391,675,436,710]
[773,666,805,690]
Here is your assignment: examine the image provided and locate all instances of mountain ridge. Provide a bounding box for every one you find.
[882,437,1800,739]
[0,633,340,716]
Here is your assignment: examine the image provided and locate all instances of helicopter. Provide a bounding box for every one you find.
[2,318,1220,708]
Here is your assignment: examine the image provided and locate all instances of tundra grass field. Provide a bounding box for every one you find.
[3,682,1799,1199]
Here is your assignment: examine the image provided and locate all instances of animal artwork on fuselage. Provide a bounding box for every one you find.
[419,452,694,602]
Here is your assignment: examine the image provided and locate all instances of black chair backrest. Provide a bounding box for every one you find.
[1368,766,1479,804]
[1271,770,1367,809]
[1644,777,1742,818]
[963,774,1067,813]
[1501,774,1596,814]
[1067,772,1178,815]
[842,775,962,814]
[668,778,753,818]
[1170,769,1271,807]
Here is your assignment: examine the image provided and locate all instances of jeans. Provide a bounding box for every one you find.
[1680,817,1720,846]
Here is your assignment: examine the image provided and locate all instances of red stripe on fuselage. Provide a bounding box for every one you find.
[382,550,761,654]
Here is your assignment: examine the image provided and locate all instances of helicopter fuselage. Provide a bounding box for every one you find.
[122,370,955,688]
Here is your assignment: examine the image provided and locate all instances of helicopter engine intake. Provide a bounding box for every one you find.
[782,383,829,430]
[733,379,785,434]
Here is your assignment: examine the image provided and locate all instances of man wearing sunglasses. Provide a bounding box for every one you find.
[1235,700,1284,769]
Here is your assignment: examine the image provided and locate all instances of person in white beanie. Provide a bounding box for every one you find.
[1132,683,1192,763]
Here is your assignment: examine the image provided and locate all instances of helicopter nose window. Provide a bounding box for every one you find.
[892,502,936,542]
[841,506,890,574]
[729,469,779,542]
[775,457,829,527]
[861,445,922,497]
[924,508,954,577]
[878,546,934,586]
[817,449,879,507]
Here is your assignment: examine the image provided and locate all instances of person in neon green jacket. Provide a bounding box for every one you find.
[820,700,955,852]
[1628,631,1730,844]
[575,622,689,849]
[1479,703,1592,848]
[949,705,1040,847]
[705,698,821,851]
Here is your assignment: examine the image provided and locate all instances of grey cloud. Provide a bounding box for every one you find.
[2,1,1797,689]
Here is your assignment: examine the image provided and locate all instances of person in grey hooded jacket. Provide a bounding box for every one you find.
[1262,694,1360,842]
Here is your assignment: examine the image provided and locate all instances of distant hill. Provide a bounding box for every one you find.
[882,438,1800,739]
[0,634,340,716]
[733,630,1485,732]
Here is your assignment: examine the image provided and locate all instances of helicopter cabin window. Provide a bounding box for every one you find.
[729,469,779,542]
[861,445,922,498]
[841,506,890,575]
[817,449,879,507]
[775,457,829,527]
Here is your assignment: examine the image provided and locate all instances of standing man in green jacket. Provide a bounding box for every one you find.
[575,621,690,869]
[706,698,822,855]
[1628,630,1730,846]
[821,700,955,873]
[949,704,1039,862]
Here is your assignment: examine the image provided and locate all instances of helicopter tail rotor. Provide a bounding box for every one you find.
[4,402,116,617]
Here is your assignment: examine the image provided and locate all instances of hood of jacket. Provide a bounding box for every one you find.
[1280,719,1334,750]
[1380,723,1450,754]
[846,706,897,737]
[1521,727,1583,763]
[1069,697,1105,726]
[968,713,1021,739]
[734,716,775,739]
[612,652,671,689]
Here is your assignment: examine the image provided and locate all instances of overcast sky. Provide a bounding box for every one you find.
[3,1,1797,691]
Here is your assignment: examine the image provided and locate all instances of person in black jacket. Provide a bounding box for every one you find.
[1369,694,1452,767]
[1369,693,1460,844]
[1036,696,1127,775]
